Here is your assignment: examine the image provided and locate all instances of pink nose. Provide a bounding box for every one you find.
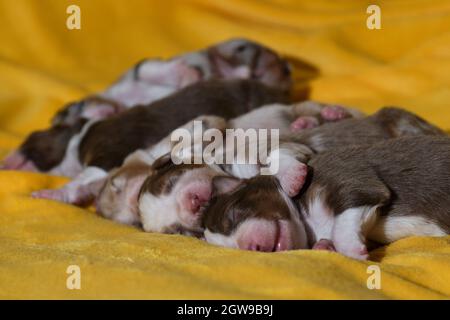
[245,241,274,252]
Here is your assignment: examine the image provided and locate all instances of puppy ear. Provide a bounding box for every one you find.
[212,176,242,196]
[81,98,123,120]
[266,145,311,197]
[152,153,173,170]
[276,161,308,198]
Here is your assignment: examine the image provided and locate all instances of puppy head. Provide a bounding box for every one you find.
[96,158,152,226]
[3,97,123,172]
[202,175,308,252]
[8,119,87,172]
[137,154,223,236]
[209,38,292,90]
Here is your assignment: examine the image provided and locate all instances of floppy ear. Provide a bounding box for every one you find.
[152,153,173,170]
[81,99,123,120]
[276,160,308,198]
[212,176,243,196]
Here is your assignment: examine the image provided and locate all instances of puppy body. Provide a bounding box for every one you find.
[133,102,362,232]
[32,80,288,205]
[208,107,443,198]
[3,38,292,172]
[297,136,450,259]
[201,108,446,256]
[51,38,292,126]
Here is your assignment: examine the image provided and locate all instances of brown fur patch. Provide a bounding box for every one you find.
[202,175,292,235]
[79,79,289,171]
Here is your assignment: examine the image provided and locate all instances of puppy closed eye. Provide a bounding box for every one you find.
[225,208,241,229]
[235,45,248,53]
[163,174,181,194]
[110,182,121,194]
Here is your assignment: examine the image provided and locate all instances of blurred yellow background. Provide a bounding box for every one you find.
[0,0,449,299]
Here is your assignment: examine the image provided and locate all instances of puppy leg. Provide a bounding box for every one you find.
[332,206,379,260]
[32,167,108,205]
[290,116,320,132]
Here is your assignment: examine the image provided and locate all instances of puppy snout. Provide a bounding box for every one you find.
[247,241,273,252]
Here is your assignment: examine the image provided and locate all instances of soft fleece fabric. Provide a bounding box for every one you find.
[0,0,449,299]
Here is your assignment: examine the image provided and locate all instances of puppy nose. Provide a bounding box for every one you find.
[247,241,273,252]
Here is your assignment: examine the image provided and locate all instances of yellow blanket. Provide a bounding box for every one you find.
[1,0,449,299]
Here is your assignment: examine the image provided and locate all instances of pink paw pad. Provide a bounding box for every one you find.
[321,105,349,122]
[290,116,319,132]
[279,162,308,197]
[313,239,336,251]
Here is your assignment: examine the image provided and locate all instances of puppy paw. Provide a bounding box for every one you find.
[290,116,319,132]
[321,105,349,122]
[32,189,67,203]
[340,244,369,261]
[278,162,308,197]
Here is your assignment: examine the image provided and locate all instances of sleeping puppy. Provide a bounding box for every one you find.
[203,136,450,260]
[30,79,289,205]
[96,115,228,226]
[135,107,442,236]
[129,102,363,232]
[2,38,292,172]
[96,101,361,227]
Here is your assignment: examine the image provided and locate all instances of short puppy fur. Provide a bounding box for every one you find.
[201,108,446,257]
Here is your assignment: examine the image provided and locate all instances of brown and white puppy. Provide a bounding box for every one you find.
[2,38,292,172]
[297,135,450,259]
[204,136,450,259]
[96,115,228,226]
[95,154,153,227]
[31,80,289,205]
[200,107,446,254]
[132,102,363,233]
[95,101,352,227]
[203,175,307,251]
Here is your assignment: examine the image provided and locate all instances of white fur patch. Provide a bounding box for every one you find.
[204,229,239,249]
[104,82,174,108]
[50,120,97,177]
[301,192,335,241]
[369,215,447,244]
[230,104,291,133]
[139,192,180,233]
[332,206,378,260]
